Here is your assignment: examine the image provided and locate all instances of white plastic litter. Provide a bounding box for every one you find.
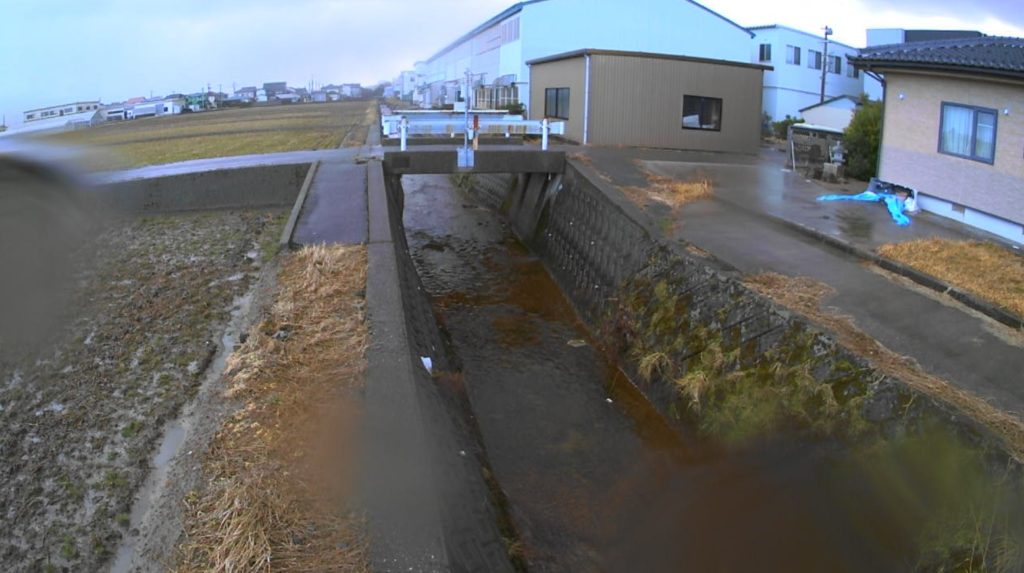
[420,356,433,373]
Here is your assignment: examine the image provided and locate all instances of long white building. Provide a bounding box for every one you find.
[749,25,864,122]
[414,0,754,113]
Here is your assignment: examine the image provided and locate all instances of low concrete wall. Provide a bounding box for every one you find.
[363,162,515,572]
[93,163,311,214]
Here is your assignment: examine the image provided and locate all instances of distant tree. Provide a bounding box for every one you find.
[772,115,804,139]
[844,94,883,180]
[501,102,526,116]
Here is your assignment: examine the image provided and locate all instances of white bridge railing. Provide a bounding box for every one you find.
[381,112,565,152]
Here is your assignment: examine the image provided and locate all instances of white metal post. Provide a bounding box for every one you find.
[400,116,408,151]
[541,118,549,151]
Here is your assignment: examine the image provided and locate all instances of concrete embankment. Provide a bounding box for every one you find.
[470,161,1016,461]
[94,162,311,214]
[363,160,516,572]
[368,148,1021,570]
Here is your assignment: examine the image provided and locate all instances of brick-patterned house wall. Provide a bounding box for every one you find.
[878,71,1024,225]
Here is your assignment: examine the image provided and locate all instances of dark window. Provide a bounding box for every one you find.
[759,43,772,62]
[939,102,997,164]
[682,95,722,131]
[808,50,823,70]
[786,45,800,65]
[544,87,570,119]
[828,55,841,74]
[847,63,859,78]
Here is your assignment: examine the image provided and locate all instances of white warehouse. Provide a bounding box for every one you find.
[415,0,754,114]
[749,25,864,121]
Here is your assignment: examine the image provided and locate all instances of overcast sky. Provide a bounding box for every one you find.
[2,0,1022,127]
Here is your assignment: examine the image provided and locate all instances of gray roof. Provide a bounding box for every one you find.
[851,36,1024,80]
[798,94,860,113]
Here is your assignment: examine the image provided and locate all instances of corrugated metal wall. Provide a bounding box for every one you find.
[529,58,585,143]
[588,54,764,153]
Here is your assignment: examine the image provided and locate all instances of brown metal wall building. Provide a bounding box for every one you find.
[528,50,768,154]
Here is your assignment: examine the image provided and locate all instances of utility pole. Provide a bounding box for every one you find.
[820,25,833,103]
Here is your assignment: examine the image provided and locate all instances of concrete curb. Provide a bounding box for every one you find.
[278,161,319,251]
[757,212,1024,331]
[362,160,451,571]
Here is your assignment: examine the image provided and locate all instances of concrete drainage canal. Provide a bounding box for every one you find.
[374,155,1024,572]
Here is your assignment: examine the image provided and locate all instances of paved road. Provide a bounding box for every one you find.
[582,147,1024,416]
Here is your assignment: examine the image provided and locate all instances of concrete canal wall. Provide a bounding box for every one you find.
[365,162,517,572]
[471,162,1008,455]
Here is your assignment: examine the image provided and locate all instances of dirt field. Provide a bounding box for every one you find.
[42,101,375,170]
[0,209,286,571]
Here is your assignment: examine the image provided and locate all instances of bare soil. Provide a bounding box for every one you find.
[0,209,286,572]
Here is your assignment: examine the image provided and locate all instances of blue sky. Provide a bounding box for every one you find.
[2,0,1022,127]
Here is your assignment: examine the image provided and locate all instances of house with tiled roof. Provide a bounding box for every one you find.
[851,36,1024,244]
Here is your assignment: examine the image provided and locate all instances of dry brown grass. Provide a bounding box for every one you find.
[175,244,370,573]
[623,173,712,209]
[745,272,1024,461]
[878,239,1024,319]
[44,101,375,169]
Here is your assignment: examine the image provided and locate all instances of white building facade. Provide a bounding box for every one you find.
[416,0,754,113]
[392,71,418,102]
[749,25,863,122]
[23,101,101,123]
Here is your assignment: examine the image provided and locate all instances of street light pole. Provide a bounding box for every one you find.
[820,25,833,103]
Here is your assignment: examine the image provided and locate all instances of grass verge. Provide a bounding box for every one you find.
[878,238,1024,319]
[744,272,1024,460]
[175,244,369,572]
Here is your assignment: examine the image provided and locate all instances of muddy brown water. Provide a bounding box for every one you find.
[401,175,937,572]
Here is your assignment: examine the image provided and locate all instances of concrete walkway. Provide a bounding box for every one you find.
[577,146,1024,416]
[291,162,368,246]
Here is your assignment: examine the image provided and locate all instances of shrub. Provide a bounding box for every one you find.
[772,115,804,139]
[844,95,883,180]
[501,102,526,116]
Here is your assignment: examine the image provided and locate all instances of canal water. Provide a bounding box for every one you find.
[401,174,925,572]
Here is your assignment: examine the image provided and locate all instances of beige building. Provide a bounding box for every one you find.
[528,49,768,154]
[853,37,1024,244]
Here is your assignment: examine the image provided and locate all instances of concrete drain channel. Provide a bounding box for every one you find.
[370,171,974,572]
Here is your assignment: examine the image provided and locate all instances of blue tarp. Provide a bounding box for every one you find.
[817,181,914,227]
